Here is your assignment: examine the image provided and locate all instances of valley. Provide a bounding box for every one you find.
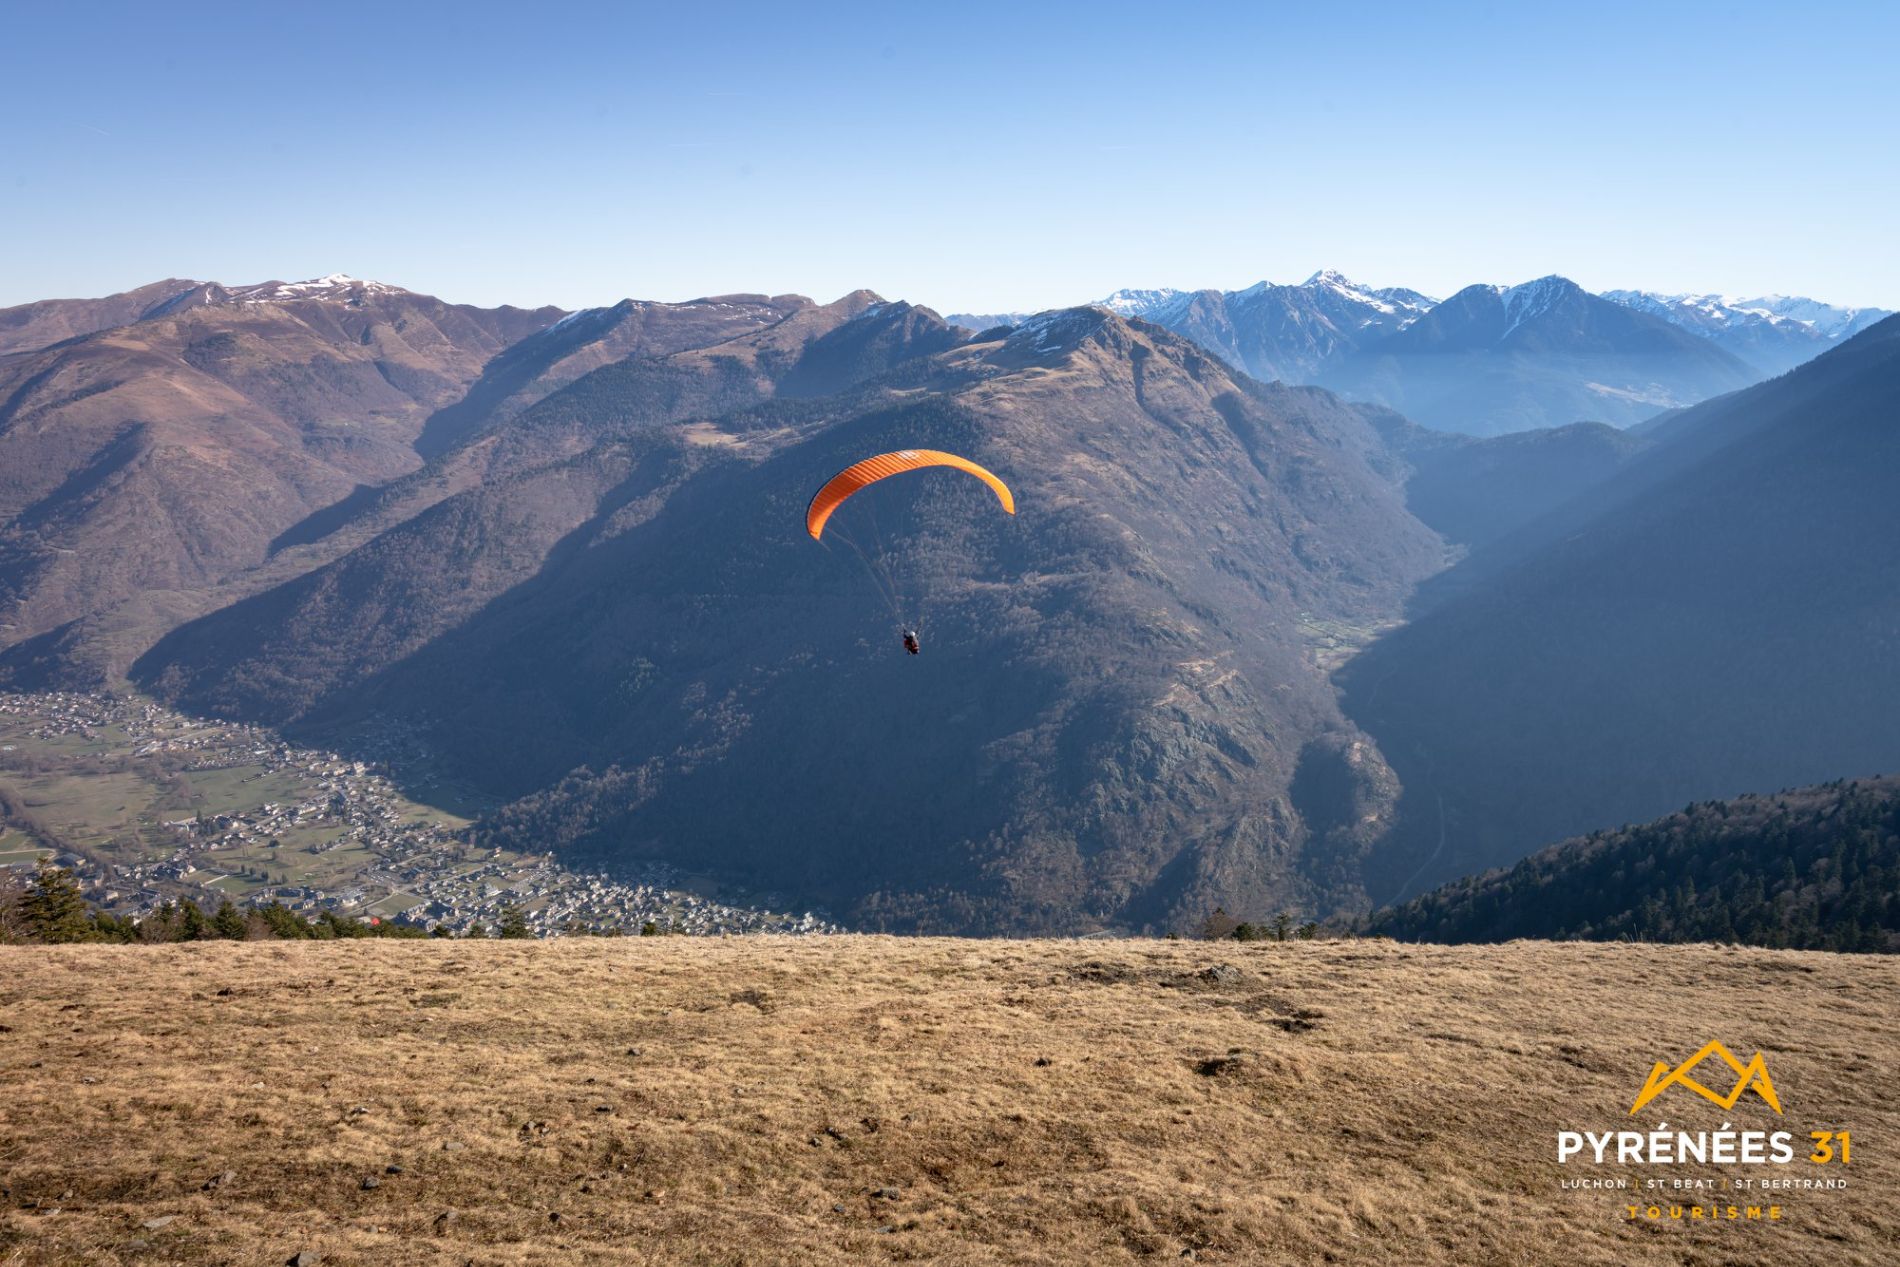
[2,270,1896,940]
[0,691,832,937]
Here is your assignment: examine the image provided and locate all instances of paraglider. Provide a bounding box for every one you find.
[804,449,1013,541]
[805,449,1014,655]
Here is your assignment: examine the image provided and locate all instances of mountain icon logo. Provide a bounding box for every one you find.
[1629,1041,1782,1115]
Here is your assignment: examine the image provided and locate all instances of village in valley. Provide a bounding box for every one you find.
[0,691,836,937]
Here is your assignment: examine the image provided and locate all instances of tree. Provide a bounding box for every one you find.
[258,903,310,939]
[212,899,248,940]
[178,899,208,940]
[143,900,180,943]
[92,911,138,943]
[25,863,92,943]
[498,906,533,940]
[1199,908,1239,941]
[0,866,33,943]
[465,921,487,939]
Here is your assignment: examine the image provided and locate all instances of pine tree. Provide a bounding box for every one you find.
[498,906,533,940]
[25,863,92,943]
[0,866,30,943]
[179,899,208,940]
[259,903,308,939]
[212,899,248,940]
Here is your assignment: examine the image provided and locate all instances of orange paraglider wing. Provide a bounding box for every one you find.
[805,449,1014,540]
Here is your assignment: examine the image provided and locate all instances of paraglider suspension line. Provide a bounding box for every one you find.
[827,525,907,631]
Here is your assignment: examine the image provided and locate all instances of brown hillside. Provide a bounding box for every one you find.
[0,279,205,357]
[0,284,558,676]
[1,938,1892,1265]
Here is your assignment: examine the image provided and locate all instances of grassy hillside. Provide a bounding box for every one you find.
[2,938,1894,1265]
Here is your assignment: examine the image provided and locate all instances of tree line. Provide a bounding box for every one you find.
[1364,777,1900,952]
[0,863,559,944]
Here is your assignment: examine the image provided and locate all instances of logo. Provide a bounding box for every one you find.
[1630,1041,1782,1116]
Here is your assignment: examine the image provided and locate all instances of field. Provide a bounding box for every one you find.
[1,938,1894,1266]
[0,706,466,882]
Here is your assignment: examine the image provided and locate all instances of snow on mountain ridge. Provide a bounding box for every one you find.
[1095,272,1438,322]
[1007,307,1112,355]
[1731,294,1893,339]
[1099,287,1185,317]
[1499,275,1580,338]
[1601,289,1893,343]
[226,273,408,303]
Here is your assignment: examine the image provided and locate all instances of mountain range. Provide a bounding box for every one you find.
[107,288,1444,932]
[951,273,1888,435]
[1340,311,1900,902]
[0,275,560,680]
[2,271,1896,935]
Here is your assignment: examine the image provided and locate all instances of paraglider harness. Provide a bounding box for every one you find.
[902,630,920,656]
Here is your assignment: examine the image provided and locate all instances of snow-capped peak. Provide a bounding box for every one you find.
[542,306,616,336]
[1599,289,1892,341]
[1006,307,1111,356]
[1291,270,1438,322]
[227,273,407,303]
[1730,293,1893,339]
[1097,287,1185,317]
[1498,275,1579,336]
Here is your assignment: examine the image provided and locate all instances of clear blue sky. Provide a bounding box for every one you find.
[4,1,1895,313]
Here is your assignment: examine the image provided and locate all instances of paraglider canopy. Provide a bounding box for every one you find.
[805,449,1014,541]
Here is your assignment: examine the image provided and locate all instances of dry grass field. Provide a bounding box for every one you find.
[1,937,1895,1266]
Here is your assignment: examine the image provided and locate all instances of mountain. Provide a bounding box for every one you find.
[947,290,1188,329]
[943,310,1029,332]
[1092,271,1435,386]
[0,276,565,681]
[1338,313,1900,902]
[955,273,1889,436]
[1600,290,1893,377]
[129,290,944,714]
[15,266,1891,936]
[1316,276,1760,435]
[1733,294,1893,340]
[1359,408,1652,549]
[947,273,1432,385]
[1098,287,1187,316]
[0,278,213,356]
[1364,775,1900,953]
[133,302,1447,934]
